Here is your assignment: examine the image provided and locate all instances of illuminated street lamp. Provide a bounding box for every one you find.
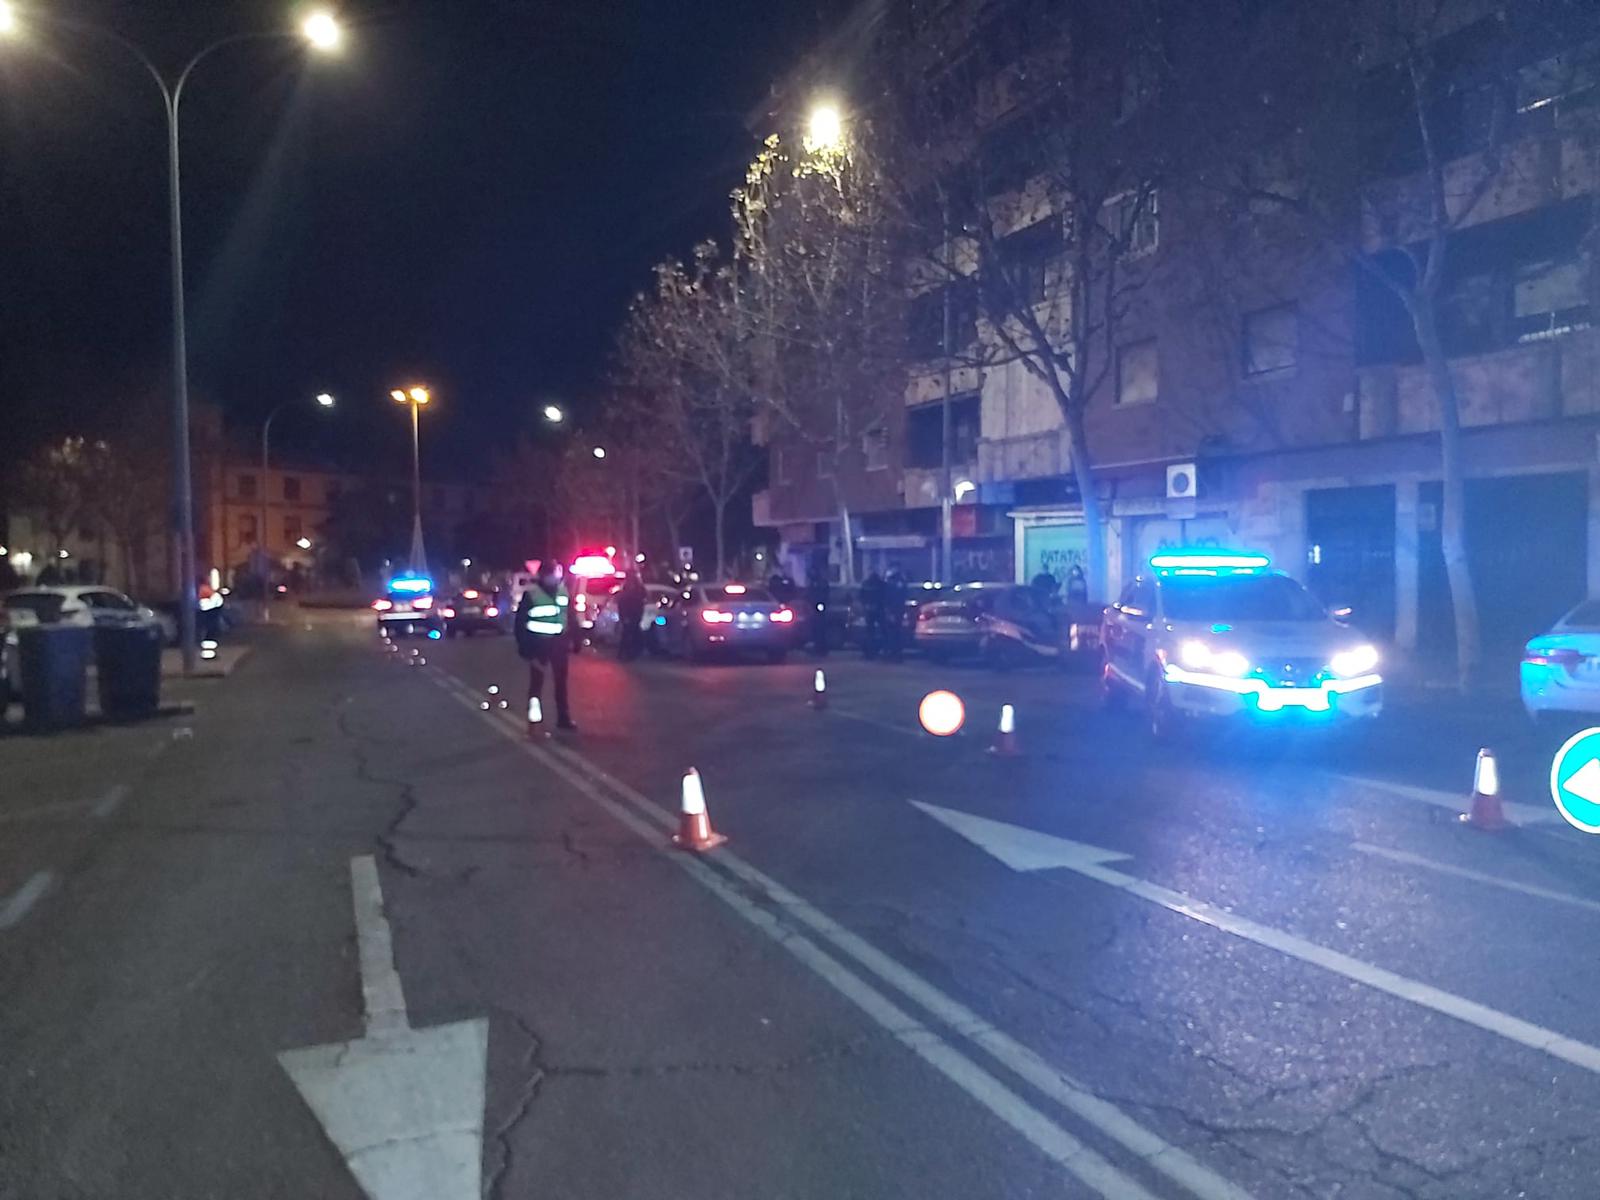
[591,446,607,460]
[392,386,432,571]
[0,6,344,672]
[804,100,845,154]
[261,390,336,621]
[295,537,313,551]
[542,403,565,424]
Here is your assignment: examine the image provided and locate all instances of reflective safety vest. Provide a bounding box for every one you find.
[520,582,569,638]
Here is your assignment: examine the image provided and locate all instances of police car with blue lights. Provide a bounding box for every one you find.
[1101,550,1383,737]
[371,573,444,639]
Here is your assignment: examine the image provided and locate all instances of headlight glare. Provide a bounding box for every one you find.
[1330,643,1380,677]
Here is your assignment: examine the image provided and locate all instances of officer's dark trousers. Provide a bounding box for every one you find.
[527,641,571,724]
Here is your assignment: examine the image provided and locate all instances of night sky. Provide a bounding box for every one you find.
[0,0,850,475]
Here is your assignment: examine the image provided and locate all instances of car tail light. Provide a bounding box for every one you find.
[412,595,433,609]
[575,593,587,612]
[701,608,733,625]
[372,599,393,611]
[485,606,499,617]
[1525,644,1585,669]
[463,589,479,600]
[772,608,794,624]
[441,607,456,618]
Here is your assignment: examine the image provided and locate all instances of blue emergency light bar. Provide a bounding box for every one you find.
[389,575,433,594]
[1148,550,1270,571]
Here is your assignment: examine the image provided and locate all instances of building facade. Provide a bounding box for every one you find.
[753,0,1600,663]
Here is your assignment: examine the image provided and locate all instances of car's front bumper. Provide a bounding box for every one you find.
[1164,664,1383,720]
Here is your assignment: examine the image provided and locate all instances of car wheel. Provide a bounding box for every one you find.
[1147,667,1183,741]
[1100,659,1126,710]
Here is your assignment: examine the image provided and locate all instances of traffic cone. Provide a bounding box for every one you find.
[810,668,828,711]
[526,695,547,740]
[672,768,727,851]
[1459,747,1507,831]
[988,703,1019,756]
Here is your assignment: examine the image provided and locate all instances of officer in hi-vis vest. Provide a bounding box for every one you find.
[514,559,576,732]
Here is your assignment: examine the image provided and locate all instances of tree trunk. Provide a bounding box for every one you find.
[1064,402,1107,601]
[1413,304,1480,687]
[838,503,856,586]
[713,496,728,580]
[664,509,682,566]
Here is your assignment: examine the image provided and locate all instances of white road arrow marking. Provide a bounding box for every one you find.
[279,856,488,1200]
[1563,757,1600,806]
[914,802,1600,1075]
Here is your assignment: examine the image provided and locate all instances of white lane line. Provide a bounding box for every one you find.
[92,784,130,819]
[350,855,410,1036]
[424,665,1253,1200]
[828,705,924,740]
[1353,841,1600,915]
[1338,774,1561,828]
[0,871,56,930]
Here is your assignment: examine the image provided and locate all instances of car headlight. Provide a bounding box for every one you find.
[1178,639,1250,677]
[1329,643,1379,677]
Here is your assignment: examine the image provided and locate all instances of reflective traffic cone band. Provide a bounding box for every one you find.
[673,768,727,851]
[810,669,828,710]
[1459,747,1507,831]
[989,703,1019,756]
[526,695,544,739]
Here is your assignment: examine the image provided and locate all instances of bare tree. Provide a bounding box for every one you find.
[611,252,764,578]
[15,438,93,563]
[730,125,909,586]
[1193,0,1599,682]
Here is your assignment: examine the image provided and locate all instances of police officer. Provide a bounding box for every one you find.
[515,559,577,732]
[616,568,647,662]
[860,570,886,659]
[882,568,908,662]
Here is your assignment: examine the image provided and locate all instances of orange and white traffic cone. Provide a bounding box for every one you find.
[809,668,828,711]
[1459,747,1507,831]
[988,703,1019,756]
[672,768,727,851]
[526,695,547,740]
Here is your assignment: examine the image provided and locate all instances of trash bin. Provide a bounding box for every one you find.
[17,625,92,731]
[95,624,163,720]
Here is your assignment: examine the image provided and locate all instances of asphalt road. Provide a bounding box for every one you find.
[3,610,1599,1199]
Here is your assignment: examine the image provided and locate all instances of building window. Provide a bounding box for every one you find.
[909,283,977,359]
[1516,42,1599,126]
[1107,190,1159,259]
[1116,340,1159,407]
[1242,305,1299,376]
[1512,257,1591,342]
[775,447,792,485]
[239,514,258,544]
[282,475,301,502]
[237,473,258,501]
[863,428,889,472]
[906,394,980,469]
[284,516,302,542]
[993,217,1060,308]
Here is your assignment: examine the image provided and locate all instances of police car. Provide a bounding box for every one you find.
[371,573,443,638]
[1101,550,1383,737]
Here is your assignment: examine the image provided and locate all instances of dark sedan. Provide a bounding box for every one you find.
[660,583,798,663]
[440,588,504,637]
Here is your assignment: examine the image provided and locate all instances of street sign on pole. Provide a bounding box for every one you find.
[1549,727,1600,833]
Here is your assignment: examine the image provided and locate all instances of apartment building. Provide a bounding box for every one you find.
[753,0,1600,661]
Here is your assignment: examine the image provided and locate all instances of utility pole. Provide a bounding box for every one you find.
[940,193,954,584]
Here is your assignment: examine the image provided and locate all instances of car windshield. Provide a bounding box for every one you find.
[3,593,68,622]
[1161,573,1326,622]
[703,586,774,603]
[1562,600,1600,628]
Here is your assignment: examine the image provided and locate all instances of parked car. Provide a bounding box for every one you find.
[658,583,798,663]
[1522,599,1600,725]
[440,588,504,636]
[591,584,676,654]
[3,585,165,635]
[914,583,1066,667]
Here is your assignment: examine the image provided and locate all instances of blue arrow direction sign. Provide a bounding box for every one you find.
[1550,727,1600,834]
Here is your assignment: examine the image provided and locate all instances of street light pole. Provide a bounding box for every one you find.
[1,11,344,673]
[392,387,431,573]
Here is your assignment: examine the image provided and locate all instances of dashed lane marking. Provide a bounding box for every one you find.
[0,871,56,931]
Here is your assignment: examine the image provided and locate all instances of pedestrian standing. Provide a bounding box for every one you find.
[883,569,908,662]
[806,555,831,657]
[860,570,886,659]
[616,569,647,662]
[515,559,577,732]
